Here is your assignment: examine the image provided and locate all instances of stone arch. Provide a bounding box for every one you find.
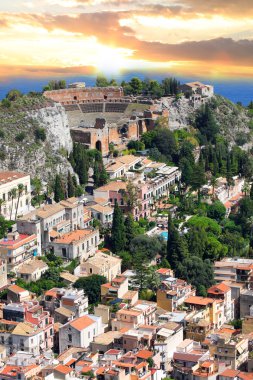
[95,140,102,152]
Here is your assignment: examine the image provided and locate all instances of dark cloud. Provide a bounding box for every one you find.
[132,38,253,66]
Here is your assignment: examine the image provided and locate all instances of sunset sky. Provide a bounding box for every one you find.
[0,0,253,79]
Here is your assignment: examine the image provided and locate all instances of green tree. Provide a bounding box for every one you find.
[9,188,17,220]
[6,89,22,101]
[0,198,6,216]
[74,274,107,304]
[67,171,76,198]
[186,216,221,236]
[0,216,14,238]
[32,177,43,206]
[190,163,206,202]
[177,257,214,295]
[195,104,219,142]
[96,76,109,87]
[54,174,65,202]
[43,80,66,91]
[111,201,126,253]
[128,77,143,95]
[167,214,188,269]
[124,213,136,250]
[207,201,226,222]
[132,253,149,292]
[130,235,165,262]
[187,226,208,259]
[34,128,46,141]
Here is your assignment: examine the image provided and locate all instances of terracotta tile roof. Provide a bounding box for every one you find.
[156,268,173,275]
[8,284,27,294]
[53,229,95,244]
[136,350,153,359]
[36,203,65,219]
[238,372,253,380]
[45,288,58,297]
[81,366,93,373]
[95,181,127,192]
[90,204,113,214]
[55,307,74,318]
[65,358,76,366]
[60,198,78,209]
[93,198,108,205]
[12,322,34,336]
[117,155,140,165]
[70,315,95,331]
[113,361,135,368]
[60,272,78,283]
[173,352,203,362]
[106,349,121,355]
[17,259,48,275]
[0,171,28,185]
[208,282,231,294]
[55,364,73,374]
[117,309,142,317]
[0,234,36,250]
[184,296,214,306]
[135,362,147,370]
[220,369,240,378]
[201,361,213,368]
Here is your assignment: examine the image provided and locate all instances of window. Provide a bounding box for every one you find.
[68,334,72,342]
[62,248,67,258]
[88,332,90,339]
[90,268,92,274]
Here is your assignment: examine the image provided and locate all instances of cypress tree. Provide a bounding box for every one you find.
[67,171,75,198]
[167,213,188,270]
[125,213,136,249]
[54,174,65,202]
[111,201,126,253]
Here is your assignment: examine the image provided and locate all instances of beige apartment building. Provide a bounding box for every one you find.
[50,228,99,261]
[17,197,85,255]
[80,250,121,281]
[0,171,32,219]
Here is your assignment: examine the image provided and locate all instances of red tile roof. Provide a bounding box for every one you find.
[184,296,214,306]
[70,315,95,331]
[55,364,73,374]
[220,369,240,378]
[136,350,153,359]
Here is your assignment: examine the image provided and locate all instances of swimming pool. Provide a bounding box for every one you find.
[160,231,168,241]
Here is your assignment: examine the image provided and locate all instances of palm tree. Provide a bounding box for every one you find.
[0,198,6,216]
[15,184,24,220]
[210,176,218,201]
[33,178,42,206]
[10,188,17,220]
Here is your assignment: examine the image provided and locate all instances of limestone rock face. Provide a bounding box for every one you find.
[30,104,73,154]
[0,102,74,181]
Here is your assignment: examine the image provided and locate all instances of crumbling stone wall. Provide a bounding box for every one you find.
[44,87,123,105]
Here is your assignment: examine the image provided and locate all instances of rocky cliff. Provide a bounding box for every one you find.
[163,95,252,147]
[0,96,74,181]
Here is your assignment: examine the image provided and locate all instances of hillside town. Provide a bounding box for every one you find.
[0,79,253,380]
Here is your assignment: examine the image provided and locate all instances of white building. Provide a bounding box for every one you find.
[59,314,103,352]
[0,171,32,219]
[154,322,184,371]
[51,228,99,261]
[17,197,85,255]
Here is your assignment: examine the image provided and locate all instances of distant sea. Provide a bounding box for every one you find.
[0,71,252,106]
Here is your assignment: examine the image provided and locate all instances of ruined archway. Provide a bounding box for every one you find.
[95,140,102,152]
